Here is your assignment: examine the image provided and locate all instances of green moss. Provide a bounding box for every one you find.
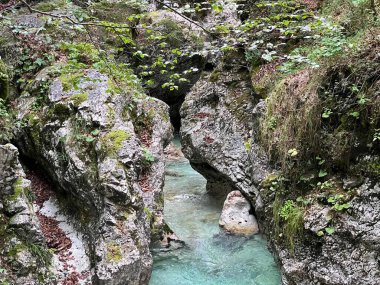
[70,93,88,106]
[106,106,116,126]
[261,173,280,188]
[209,71,220,83]
[34,0,67,12]
[53,103,70,118]
[106,242,122,262]
[102,130,131,155]
[224,89,253,124]
[90,0,142,23]
[11,178,24,201]
[0,60,9,100]
[7,243,28,258]
[60,72,84,91]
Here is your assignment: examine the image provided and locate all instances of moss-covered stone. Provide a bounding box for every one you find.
[70,93,89,106]
[11,178,24,201]
[60,72,85,92]
[53,103,71,118]
[102,130,131,155]
[106,242,122,262]
[0,60,9,100]
[34,0,67,12]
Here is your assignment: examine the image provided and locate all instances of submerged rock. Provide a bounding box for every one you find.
[219,191,259,236]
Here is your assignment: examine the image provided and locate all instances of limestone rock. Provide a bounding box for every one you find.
[14,67,172,284]
[219,191,259,236]
[0,144,54,284]
[180,64,258,198]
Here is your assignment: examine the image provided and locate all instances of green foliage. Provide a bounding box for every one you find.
[70,93,89,106]
[142,148,154,166]
[0,61,9,100]
[244,138,252,152]
[102,130,131,155]
[144,207,153,220]
[275,198,304,254]
[29,243,52,266]
[327,194,352,212]
[325,227,335,235]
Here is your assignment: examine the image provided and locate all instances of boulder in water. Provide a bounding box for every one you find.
[219,191,259,236]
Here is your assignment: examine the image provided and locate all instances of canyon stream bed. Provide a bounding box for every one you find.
[150,139,282,285]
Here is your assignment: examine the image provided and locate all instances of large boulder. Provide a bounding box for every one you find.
[14,65,172,284]
[180,59,259,198]
[219,190,259,236]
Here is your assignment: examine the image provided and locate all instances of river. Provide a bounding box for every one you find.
[150,140,281,285]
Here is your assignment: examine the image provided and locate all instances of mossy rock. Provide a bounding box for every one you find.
[70,93,89,106]
[33,0,67,12]
[101,130,131,155]
[106,242,122,262]
[90,0,143,23]
[10,178,24,201]
[155,19,186,48]
[0,60,9,100]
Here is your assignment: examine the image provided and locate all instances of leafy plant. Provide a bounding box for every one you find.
[142,148,154,166]
[325,227,335,235]
[278,199,304,254]
[327,194,352,212]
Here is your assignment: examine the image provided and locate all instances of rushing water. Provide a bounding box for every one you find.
[150,141,281,285]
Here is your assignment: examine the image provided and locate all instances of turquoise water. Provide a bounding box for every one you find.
[150,145,282,285]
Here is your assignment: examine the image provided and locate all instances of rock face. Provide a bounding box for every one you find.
[181,65,380,285]
[180,60,258,198]
[272,181,380,285]
[219,191,259,236]
[178,5,380,282]
[14,67,172,284]
[0,144,54,284]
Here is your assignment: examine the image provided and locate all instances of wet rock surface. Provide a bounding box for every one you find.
[219,191,259,236]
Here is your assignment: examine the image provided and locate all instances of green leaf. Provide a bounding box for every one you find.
[91,129,100,136]
[325,227,335,235]
[317,230,324,237]
[318,169,328,177]
[211,3,224,13]
[350,111,360,119]
[35,58,46,66]
[85,136,95,143]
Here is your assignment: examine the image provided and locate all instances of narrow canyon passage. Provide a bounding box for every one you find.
[150,138,281,285]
